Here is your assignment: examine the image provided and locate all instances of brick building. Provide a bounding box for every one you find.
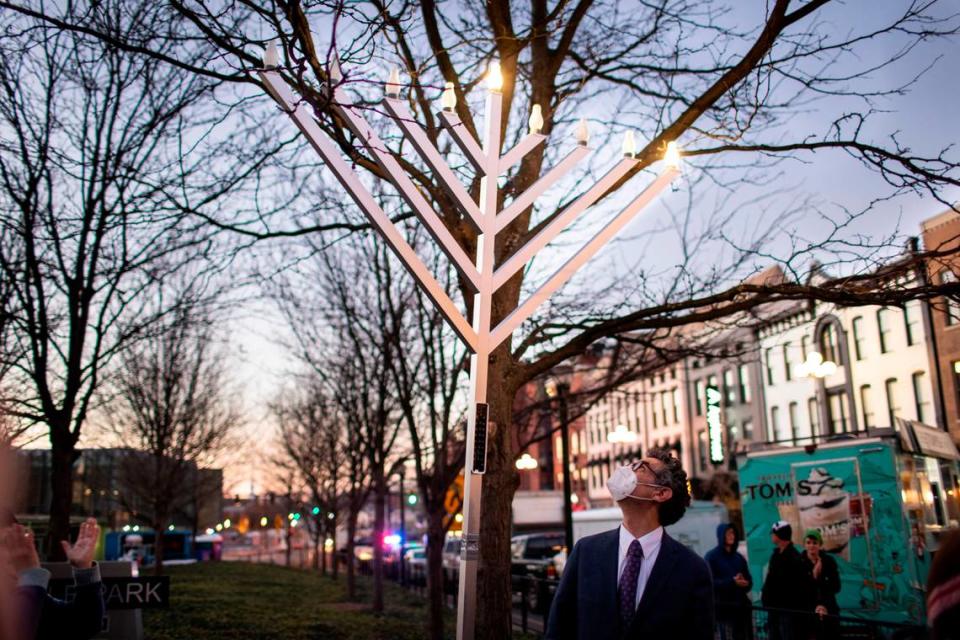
[921,208,960,445]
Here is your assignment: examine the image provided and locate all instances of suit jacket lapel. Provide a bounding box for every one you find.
[631,532,680,625]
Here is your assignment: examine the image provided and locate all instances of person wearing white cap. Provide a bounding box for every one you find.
[761,520,806,640]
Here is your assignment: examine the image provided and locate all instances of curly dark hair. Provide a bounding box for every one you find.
[646,447,690,526]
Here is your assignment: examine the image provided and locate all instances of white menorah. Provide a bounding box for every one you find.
[258,45,680,640]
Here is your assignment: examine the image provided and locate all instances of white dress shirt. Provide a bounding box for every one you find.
[617,524,664,607]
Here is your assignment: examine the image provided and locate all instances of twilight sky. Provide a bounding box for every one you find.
[78,2,960,496]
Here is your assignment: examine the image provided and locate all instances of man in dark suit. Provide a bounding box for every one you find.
[546,447,714,640]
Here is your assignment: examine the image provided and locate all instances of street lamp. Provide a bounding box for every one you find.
[796,351,837,379]
[257,48,682,640]
[797,350,837,442]
[607,423,638,444]
[546,379,574,555]
[515,453,539,470]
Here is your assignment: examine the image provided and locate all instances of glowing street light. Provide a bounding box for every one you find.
[796,351,837,379]
[607,424,638,444]
[515,453,539,470]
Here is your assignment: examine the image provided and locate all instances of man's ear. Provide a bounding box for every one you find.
[655,486,673,503]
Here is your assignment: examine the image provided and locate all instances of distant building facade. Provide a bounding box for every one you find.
[15,448,223,533]
[922,208,960,445]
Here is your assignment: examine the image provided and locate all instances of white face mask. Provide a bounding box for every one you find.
[606,465,664,502]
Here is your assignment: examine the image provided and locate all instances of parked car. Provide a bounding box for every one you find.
[510,532,565,612]
[442,533,462,588]
[403,547,427,585]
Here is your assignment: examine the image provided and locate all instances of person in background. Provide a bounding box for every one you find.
[705,523,753,640]
[761,520,806,640]
[1,516,105,640]
[799,529,840,640]
[927,530,960,640]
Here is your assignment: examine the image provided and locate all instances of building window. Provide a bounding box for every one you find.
[828,392,850,434]
[852,316,865,360]
[651,394,658,429]
[738,365,751,403]
[904,302,920,347]
[942,270,960,326]
[860,385,874,429]
[886,378,900,426]
[783,342,793,382]
[671,388,680,423]
[800,335,809,361]
[808,397,820,436]
[724,369,736,405]
[661,391,670,425]
[694,380,704,416]
[913,371,931,424]
[770,406,781,442]
[765,348,775,385]
[743,419,754,440]
[821,323,839,364]
[877,309,892,354]
[788,402,799,444]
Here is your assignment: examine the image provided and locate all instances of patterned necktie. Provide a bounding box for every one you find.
[618,539,644,628]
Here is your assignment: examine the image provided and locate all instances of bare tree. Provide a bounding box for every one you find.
[8,1,960,632]
[110,301,240,575]
[0,1,267,556]
[273,380,344,573]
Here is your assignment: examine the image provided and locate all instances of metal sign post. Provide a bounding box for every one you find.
[257,46,680,640]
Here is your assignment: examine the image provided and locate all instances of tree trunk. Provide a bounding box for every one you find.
[425,511,447,640]
[372,465,386,613]
[154,526,165,576]
[331,517,339,579]
[476,370,522,640]
[314,527,322,572]
[285,521,292,567]
[346,505,358,600]
[46,429,75,561]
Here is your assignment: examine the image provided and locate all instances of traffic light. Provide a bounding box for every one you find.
[311,506,321,516]
[407,493,418,506]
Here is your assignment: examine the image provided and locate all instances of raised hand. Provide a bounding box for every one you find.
[1,524,40,574]
[61,518,100,570]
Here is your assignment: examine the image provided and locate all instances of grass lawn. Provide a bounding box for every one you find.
[143,561,454,640]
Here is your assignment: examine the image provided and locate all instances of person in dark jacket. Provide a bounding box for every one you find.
[545,448,713,640]
[800,529,840,640]
[927,529,960,640]
[705,523,753,640]
[761,520,807,640]
[2,517,105,640]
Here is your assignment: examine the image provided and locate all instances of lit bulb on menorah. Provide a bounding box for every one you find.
[256,43,682,640]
